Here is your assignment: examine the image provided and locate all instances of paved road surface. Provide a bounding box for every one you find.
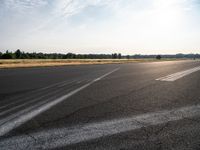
[0,60,200,150]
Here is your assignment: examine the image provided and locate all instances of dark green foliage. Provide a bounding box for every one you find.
[15,49,22,59]
[0,50,199,59]
[2,53,12,59]
[112,53,118,59]
[1,50,13,59]
[118,53,122,59]
[156,55,162,60]
[126,55,130,59]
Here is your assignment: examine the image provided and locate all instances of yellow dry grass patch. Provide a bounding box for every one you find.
[0,59,184,69]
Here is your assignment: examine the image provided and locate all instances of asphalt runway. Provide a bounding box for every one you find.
[0,60,200,150]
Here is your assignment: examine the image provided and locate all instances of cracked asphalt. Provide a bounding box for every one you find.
[0,60,200,149]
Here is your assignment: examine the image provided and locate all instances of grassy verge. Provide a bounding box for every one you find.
[0,58,188,69]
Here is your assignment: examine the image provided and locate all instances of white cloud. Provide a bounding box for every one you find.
[4,0,47,8]
[3,0,48,13]
[52,0,110,17]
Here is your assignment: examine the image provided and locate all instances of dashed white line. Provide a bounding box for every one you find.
[156,66,200,81]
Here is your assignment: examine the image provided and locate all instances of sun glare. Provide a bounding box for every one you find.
[153,0,183,30]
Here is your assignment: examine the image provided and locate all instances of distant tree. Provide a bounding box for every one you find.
[126,55,130,59]
[156,55,162,60]
[0,52,2,59]
[112,53,118,59]
[118,53,122,59]
[21,52,29,59]
[2,50,13,59]
[15,49,22,59]
[175,53,184,58]
[28,52,38,59]
[66,53,75,59]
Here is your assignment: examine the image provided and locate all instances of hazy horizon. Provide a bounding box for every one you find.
[1,49,200,56]
[0,0,200,55]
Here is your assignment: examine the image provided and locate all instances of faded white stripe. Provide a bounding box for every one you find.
[0,68,119,137]
[156,66,200,81]
[0,104,200,150]
[0,88,66,117]
[0,80,74,110]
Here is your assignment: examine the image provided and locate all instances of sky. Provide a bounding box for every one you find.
[0,0,200,54]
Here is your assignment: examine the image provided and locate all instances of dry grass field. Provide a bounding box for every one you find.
[0,58,186,69]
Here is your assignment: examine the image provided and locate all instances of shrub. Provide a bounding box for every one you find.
[156,55,161,60]
[2,53,13,59]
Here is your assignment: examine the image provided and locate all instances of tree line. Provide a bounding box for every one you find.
[0,49,199,59]
[0,50,122,59]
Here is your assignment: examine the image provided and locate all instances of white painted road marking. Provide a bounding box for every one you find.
[0,87,68,117]
[1,104,200,150]
[0,68,120,137]
[0,79,78,110]
[156,66,200,81]
[93,68,119,82]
